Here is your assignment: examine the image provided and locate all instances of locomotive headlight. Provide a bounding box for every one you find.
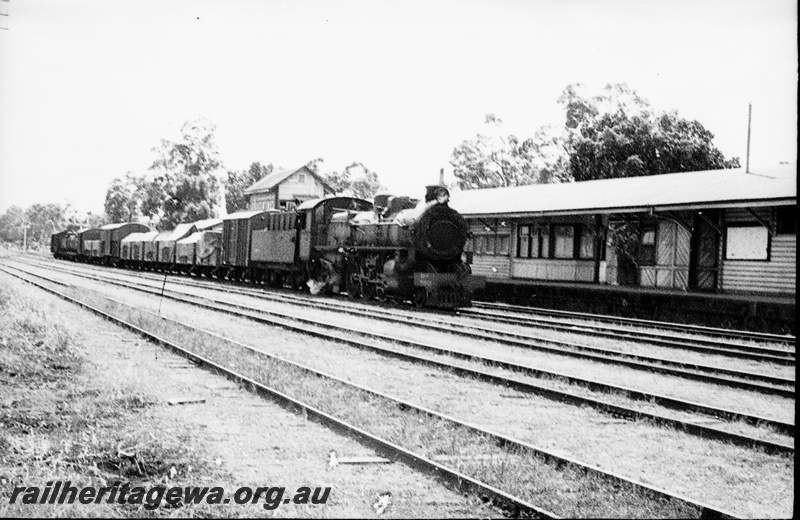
[435,187,450,204]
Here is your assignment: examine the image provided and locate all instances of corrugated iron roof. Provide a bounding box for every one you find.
[450,164,797,217]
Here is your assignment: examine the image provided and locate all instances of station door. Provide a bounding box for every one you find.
[639,220,690,290]
[690,211,720,292]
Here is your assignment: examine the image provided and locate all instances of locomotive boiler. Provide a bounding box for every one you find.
[327,185,484,307]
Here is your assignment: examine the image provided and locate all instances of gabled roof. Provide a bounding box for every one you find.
[243,166,334,195]
[450,164,797,218]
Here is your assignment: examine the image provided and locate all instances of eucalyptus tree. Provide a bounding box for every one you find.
[149,118,223,229]
[559,83,740,182]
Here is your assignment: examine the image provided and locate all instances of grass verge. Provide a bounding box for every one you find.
[0,281,236,518]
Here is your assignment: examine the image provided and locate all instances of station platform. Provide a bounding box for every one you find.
[476,278,796,334]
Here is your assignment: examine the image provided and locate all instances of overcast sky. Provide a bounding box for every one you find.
[0,0,796,214]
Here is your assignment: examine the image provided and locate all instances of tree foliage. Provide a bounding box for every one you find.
[0,203,77,245]
[104,171,144,222]
[559,83,740,182]
[308,158,385,200]
[225,162,273,213]
[24,203,65,244]
[149,118,223,229]
[0,205,26,243]
[450,114,567,190]
[451,84,740,190]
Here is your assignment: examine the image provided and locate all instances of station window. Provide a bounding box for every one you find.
[726,225,769,260]
[484,235,496,255]
[474,220,510,256]
[497,234,509,255]
[638,226,656,265]
[517,225,530,258]
[297,174,306,183]
[579,226,596,259]
[553,225,575,259]
[776,206,796,235]
[516,224,549,258]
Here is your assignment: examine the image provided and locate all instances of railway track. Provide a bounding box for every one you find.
[468,300,796,347]
[6,260,794,454]
[20,258,796,394]
[27,257,794,367]
[459,307,795,363]
[1,265,748,519]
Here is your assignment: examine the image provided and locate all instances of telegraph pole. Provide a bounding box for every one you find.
[745,102,752,174]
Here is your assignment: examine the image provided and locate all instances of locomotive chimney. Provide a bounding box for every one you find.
[425,185,450,204]
[439,168,444,186]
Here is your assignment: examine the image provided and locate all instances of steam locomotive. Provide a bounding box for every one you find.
[50,186,484,309]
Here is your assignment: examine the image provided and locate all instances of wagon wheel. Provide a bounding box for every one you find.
[375,283,387,303]
[413,287,428,308]
[362,281,376,300]
[294,273,307,291]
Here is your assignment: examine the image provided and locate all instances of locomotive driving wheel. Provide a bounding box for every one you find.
[362,281,376,300]
[348,276,363,298]
[345,256,364,298]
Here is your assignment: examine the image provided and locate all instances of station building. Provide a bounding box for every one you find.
[245,166,335,212]
[450,163,796,331]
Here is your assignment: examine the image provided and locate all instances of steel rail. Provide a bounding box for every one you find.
[18,259,796,395]
[6,262,794,450]
[18,258,796,391]
[28,257,794,366]
[458,307,795,361]
[470,300,796,346]
[0,267,554,519]
[0,265,746,519]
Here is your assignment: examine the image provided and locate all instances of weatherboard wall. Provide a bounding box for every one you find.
[720,207,796,295]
